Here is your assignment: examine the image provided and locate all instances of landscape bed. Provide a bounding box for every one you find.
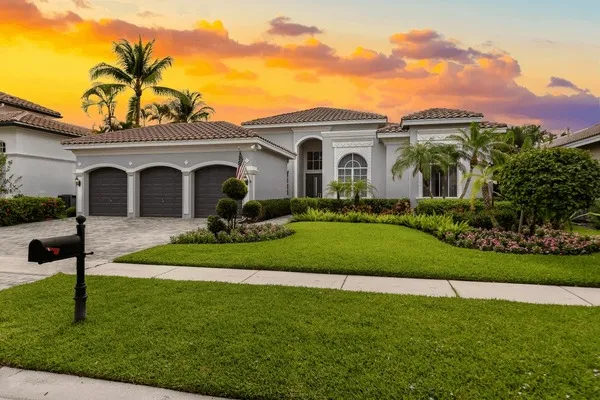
[116,222,600,287]
[1,275,599,399]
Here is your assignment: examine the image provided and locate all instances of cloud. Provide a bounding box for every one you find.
[225,70,258,81]
[547,76,590,94]
[294,72,320,83]
[72,0,91,9]
[390,29,488,63]
[267,16,323,37]
[137,10,161,18]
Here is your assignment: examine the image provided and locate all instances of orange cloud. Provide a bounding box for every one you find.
[294,72,320,83]
[225,70,258,81]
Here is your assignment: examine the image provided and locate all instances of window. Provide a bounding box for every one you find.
[306,151,322,170]
[338,153,368,185]
[0,141,5,153]
[423,165,458,198]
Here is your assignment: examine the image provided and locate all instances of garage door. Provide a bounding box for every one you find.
[194,165,237,218]
[89,168,127,216]
[140,167,182,217]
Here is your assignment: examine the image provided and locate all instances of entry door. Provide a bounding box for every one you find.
[305,173,322,198]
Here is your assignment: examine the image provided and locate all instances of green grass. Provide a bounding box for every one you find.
[571,225,600,236]
[1,275,599,399]
[116,222,600,287]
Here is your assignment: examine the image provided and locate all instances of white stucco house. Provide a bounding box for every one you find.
[63,106,506,218]
[551,122,600,160]
[0,91,89,198]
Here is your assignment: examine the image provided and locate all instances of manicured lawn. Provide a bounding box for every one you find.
[116,222,600,287]
[1,275,599,399]
[571,225,600,236]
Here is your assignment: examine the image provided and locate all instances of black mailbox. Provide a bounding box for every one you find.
[28,235,82,264]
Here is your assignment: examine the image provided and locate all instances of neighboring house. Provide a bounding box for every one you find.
[63,106,506,218]
[0,91,89,198]
[550,123,600,160]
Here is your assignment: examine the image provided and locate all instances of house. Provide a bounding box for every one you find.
[550,123,600,160]
[63,106,506,218]
[0,91,90,198]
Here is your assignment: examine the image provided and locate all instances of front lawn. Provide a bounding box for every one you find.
[116,222,600,287]
[571,225,600,236]
[1,275,599,399]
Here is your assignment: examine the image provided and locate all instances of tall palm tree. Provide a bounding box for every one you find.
[463,165,499,227]
[89,37,177,127]
[143,102,172,125]
[81,83,126,132]
[167,90,214,123]
[391,142,438,198]
[433,144,465,199]
[448,122,507,199]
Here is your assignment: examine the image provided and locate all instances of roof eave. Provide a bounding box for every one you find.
[401,117,484,126]
[241,118,388,129]
[0,120,84,137]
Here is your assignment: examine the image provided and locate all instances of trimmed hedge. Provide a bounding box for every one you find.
[415,199,518,230]
[0,197,66,226]
[291,198,411,215]
[257,198,291,220]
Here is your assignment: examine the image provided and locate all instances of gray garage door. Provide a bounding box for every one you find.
[89,167,127,217]
[194,165,237,218]
[140,167,182,217]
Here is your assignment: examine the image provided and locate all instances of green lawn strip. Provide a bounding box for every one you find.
[571,225,600,236]
[116,222,600,287]
[1,275,599,399]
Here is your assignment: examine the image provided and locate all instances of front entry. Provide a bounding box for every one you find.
[305,173,322,198]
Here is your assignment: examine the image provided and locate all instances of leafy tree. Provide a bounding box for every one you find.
[81,83,126,132]
[167,90,214,123]
[391,142,438,198]
[326,180,349,200]
[504,125,555,152]
[0,153,22,195]
[449,122,508,199]
[89,37,177,127]
[498,148,600,230]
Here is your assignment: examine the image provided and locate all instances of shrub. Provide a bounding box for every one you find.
[257,198,291,220]
[498,148,600,226]
[242,200,262,221]
[66,206,77,217]
[591,200,600,229]
[290,198,318,215]
[221,178,248,201]
[290,197,410,215]
[171,223,294,244]
[216,198,239,229]
[0,197,66,226]
[207,215,226,235]
[416,199,518,230]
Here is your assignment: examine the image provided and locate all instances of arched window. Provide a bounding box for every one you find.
[338,153,367,184]
[0,141,5,153]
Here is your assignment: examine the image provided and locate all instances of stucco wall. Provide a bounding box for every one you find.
[251,149,289,200]
[581,142,600,160]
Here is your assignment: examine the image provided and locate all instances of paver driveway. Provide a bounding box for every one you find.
[0,216,205,261]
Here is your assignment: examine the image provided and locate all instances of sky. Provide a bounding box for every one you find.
[1,0,599,131]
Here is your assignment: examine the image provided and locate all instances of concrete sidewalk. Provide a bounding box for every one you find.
[0,367,226,400]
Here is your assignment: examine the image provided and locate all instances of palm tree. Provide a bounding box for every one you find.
[89,37,177,127]
[326,180,349,200]
[348,180,377,205]
[505,125,555,152]
[391,142,438,198]
[448,122,507,199]
[143,102,172,125]
[81,83,126,132]
[167,90,214,123]
[463,165,499,227]
[433,144,465,199]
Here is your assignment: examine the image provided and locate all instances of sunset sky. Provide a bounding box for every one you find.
[1,0,599,131]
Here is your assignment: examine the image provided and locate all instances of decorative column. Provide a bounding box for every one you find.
[182,171,193,219]
[127,172,135,218]
[75,172,85,215]
[246,166,259,203]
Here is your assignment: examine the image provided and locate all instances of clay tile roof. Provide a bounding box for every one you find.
[479,121,508,129]
[241,107,387,126]
[0,111,89,137]
[0,91,62,118]
[61,121,295,154]
[402,108,483,121]
[376,123,407,134]
[550,123,600,148]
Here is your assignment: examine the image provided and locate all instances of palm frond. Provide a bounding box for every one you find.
[89,63,133,84]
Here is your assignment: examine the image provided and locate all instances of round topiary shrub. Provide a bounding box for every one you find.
[207,215,226,235]
[498,148,600,226]
[216,198,238,221]
[222,178,248,201]
[242,200,262,221]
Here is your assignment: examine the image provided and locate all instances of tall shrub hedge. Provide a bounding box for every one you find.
[0,197,66,226]
[415,199,518,230]
[290,198,411,215]
[257,198,291,220]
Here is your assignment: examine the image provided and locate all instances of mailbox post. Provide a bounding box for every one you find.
[28,215,93,323]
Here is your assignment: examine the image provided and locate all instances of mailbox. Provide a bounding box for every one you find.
[28,235,82,264]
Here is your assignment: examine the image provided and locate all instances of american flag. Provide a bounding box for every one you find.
[236,150,249,182]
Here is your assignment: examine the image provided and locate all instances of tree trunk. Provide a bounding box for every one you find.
[459,166,474,199]
[518,210,524,234]
[482,184,498,228]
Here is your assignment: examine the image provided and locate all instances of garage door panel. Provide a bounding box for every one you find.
[140,167,182,217]
[194,165,238,218]
[89,168,127,217]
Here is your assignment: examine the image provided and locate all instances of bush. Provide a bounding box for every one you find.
[207,215,226,235]
[242,200,262,221]
[66,206,77,217]
[221,178,248,201]
[0,197,66,226]
[290,198,318,215]
[290,197,410,215]
[257,198,291,220]
[216,198,239,229]
[416,199,518,230]
[171,223,294,244]
[498,148,600,226]
[591,200,600,229]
